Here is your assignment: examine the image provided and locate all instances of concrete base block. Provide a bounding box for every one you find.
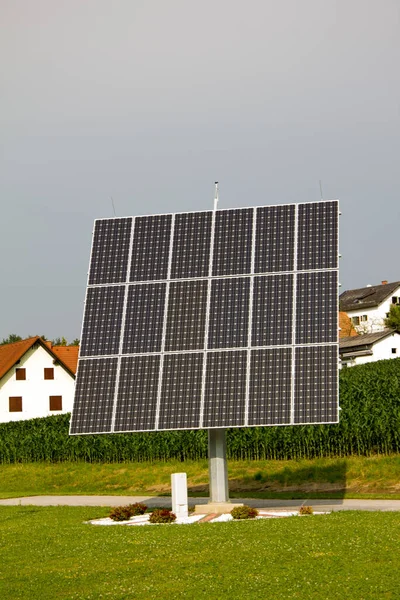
[194,502,244,515]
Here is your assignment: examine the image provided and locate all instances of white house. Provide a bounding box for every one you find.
[0,337,78,423]
[339,280,400,334]
[339,329,400,368]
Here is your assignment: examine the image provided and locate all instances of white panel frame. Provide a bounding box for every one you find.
[154,214,176,430]
[290,204,299,425]
[244,207,257,426]
[109,217,136,432]
[71,200,340,435]
[198,205,217,428]
[86,267,338,289]
[92,199,338,222]
[70,218,133,435]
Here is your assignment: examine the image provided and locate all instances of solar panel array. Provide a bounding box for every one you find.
[70,200,339,434]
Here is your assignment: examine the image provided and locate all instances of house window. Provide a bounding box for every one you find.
[352,315,367,326]
[9,397,23,412]
[392,297,399,304]
[392,348,397,355]
[44,368,54,380]
[15,368,26,381]
[49,396,62,411]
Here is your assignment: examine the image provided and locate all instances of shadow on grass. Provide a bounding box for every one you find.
[187,459,348,502]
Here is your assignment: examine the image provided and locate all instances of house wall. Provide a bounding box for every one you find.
[0,344,75,423]
[340,332,400,368]
[345,285,400,333]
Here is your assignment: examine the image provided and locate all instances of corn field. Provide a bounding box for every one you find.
[0,358,399,463]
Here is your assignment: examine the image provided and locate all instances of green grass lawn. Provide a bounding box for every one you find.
[0,506,399,599]
[0,454,399,499]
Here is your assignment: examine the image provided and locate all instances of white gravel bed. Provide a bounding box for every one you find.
[88,509,330,526]
[89,513,205,526]
[211,510,329,522]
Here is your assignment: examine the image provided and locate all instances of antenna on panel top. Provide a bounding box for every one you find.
[111,197,117,216]
[214,182,219,211]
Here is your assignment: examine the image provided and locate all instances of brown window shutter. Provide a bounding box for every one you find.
[9,397,23,412]
[15,368,26,381]
[44,368,54,380]
[49,396,62,411]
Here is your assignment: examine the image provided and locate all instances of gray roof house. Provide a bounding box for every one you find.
[339,329,400,368]
[339,280,400,333]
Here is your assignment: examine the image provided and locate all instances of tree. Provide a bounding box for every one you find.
[0,334,22,345]
[52,337,67,346]
[384,304,400,333]
[70,339,80,346]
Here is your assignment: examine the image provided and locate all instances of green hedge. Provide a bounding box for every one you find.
[0,358,399,463]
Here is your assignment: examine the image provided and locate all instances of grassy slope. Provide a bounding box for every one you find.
[0,506,399,599]
[0,454,399,499]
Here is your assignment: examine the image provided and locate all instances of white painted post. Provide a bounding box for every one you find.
[171,472,188,519]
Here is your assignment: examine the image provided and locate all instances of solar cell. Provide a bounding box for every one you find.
[88,218,132,285]
[164,280,208,351]
[170,212,212,279]
[252,275,293,346]
[208,277,250,349]
[255,205,295,273]
[212,209,253,276]
[80,286,125,357]
[297,201,338,270]
[294,345,338,424]
[248,348,291,425]
[71,199,339,434]
[122,283,166,354]
[70,358,118,434]
[203,351,247,427]
[158,353,204,430]
[296,271,338,344]
[114,355,160,431]
[130,214,172,281]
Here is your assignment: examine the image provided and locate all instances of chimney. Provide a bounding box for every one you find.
[382,280,388,285]
[45,340,52,349]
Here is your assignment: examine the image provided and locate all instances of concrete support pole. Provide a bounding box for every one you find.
[208,428,229,503]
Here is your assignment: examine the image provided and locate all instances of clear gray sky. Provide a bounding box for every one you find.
[1,0,399,341]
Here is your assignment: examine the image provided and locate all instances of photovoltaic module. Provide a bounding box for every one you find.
[70,200,339,434]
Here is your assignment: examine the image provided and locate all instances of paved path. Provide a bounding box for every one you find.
[1,496,400,512]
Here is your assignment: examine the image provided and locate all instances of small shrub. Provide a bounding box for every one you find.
[149,509,176,524]
[127,502,147,516]
[299,505,313,515]
[253,471,263,481]
[109,506,134,522]
[230,505,259,520]
[109,503,147,521]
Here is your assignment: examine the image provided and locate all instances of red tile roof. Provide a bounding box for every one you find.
[0,337,79,380]
[50,345,79,374]
[0,337,41,380]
